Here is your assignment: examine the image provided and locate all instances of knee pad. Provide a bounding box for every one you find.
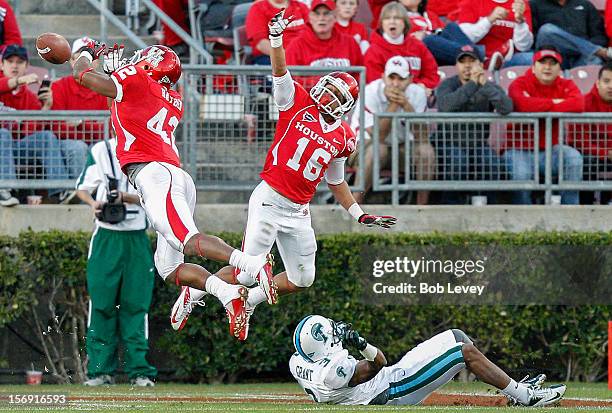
[452,329,473,345]
[287,265,316,288]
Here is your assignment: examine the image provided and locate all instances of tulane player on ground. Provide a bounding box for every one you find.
[290,315,566,407]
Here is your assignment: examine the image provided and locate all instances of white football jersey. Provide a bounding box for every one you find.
[290,350,377,405]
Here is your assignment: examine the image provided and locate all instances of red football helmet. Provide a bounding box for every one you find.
[309,71,359,120]
[128,45,181,86]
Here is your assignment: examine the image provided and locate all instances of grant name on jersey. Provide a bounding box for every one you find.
[295,365,314,381]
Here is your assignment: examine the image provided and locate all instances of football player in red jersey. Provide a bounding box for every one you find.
[171,11,397,341]
[70,41,273,339]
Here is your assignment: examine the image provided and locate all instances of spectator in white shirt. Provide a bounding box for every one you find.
[351,56,435,204]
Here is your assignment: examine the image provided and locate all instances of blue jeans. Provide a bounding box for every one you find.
[16,131,68,180]
[503,52,534,67]
[503,145,583,204]
[438,144,505,204]
[423,22,485,65]
[0,128,16,180]
[60,139,89,179]
[536,23,603,68]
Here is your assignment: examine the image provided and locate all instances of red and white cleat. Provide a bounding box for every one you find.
[257,253,278,305]
[170,286,205,331]
[237,304,255,341]
[226,286,249,340]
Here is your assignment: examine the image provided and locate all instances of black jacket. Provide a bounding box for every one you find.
[530,0,608,47]
[434,76,512,147]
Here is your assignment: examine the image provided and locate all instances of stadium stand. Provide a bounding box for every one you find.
[568,65,601,94]
[498,65,530,91]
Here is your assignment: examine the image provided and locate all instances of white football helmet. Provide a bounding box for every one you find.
[293,315,345,362]
[309,71,359,120]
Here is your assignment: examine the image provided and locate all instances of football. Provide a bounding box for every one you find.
[36,32,71,64]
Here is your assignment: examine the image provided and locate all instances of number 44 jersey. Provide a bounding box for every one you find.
[260,82,357,204]
[110,65,184,172]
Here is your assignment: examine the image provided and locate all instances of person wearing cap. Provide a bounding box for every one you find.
[0,44,69,203]
[532,0,611,69]
[350,55,434,204]
[505,45,584,204]
[285,0,363,88]
[49,37,109,200]
[569,61,612,204]
[434,45,512,204]
[364,2,439,94]
[245,0,309,64]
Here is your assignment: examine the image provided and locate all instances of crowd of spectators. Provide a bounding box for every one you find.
[2,0,612,206]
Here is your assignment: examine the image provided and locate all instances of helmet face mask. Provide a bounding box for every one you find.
[293,315,345,363]
[310,72,359,120]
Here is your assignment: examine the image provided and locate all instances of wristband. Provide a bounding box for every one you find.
[360,343,378,361]
[78,51,94,63]
[348,203,365,221]
[269,35,283,48]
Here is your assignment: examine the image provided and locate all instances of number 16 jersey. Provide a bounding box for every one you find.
[260,82,356,204]
[110,65,184,172]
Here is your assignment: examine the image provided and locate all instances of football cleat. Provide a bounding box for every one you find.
[237,304,256,341]
[521,384,566,407]
[226,286,249,340]
[170,286,205,331]
[519,374,546,389]
[257,253,278,305]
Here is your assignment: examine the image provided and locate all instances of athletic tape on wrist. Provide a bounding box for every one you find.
[79,51,93,63]
[348,203,365,221]
[360,343,378,361]
[269,35,283,48]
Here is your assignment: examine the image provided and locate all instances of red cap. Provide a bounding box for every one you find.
[310,0,336,11]
[533,49,562,65]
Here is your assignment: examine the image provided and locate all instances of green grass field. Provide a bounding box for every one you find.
[0,382,609,412]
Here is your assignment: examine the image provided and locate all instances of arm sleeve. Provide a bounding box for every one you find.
[323,357,357,390]
[1,3,22,46]
[0,76,12,94]
[513,22,534,51]
[75,150,103,192]
[477,82,513,115]
[587,2,609,47]
[606,0,612,42]
[436,79,479,112]
[272,70,296,111]
[459,18,493,43]
[553,83,585,112]
[410,85,428,113]
[324,157,347,185]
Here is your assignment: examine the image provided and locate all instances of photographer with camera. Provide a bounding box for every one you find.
[75,137,157,387]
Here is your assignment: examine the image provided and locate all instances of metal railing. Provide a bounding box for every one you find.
[374,112,612,205]
[181,65,367,193]
[0,111,109,189]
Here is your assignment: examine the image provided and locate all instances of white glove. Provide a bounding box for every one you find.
[102,43,126,75]
[268,10,293,37]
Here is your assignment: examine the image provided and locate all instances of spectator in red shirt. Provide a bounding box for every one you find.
[571,62,612,203]
[246,0,309,64]
[458,0,534,69]
[0,45,69,202]
[50,37,109,180]
[0,0,22,48]
[286,0,364,88]
[364,1,439,94]
[504,46,584,204]
[426,0,460,21]
[405,0,485,65]
[334,0,369,53]
[154,0,190,58]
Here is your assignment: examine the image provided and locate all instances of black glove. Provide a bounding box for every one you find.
[343,329,368,351]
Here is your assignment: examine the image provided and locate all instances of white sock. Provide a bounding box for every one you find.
[229,249,262,276]
[205,276,232,306]
[237,270,256,286]
[229,249,248,272]
[502,379,531,404]
[188,287,207,301]
[246,286,267,308]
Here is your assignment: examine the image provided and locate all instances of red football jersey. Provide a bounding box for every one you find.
[458,0,533,57]
[260,82,356,204]
[110,65,183,171]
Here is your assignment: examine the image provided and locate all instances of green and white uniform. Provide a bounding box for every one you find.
[77,139,157,380]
